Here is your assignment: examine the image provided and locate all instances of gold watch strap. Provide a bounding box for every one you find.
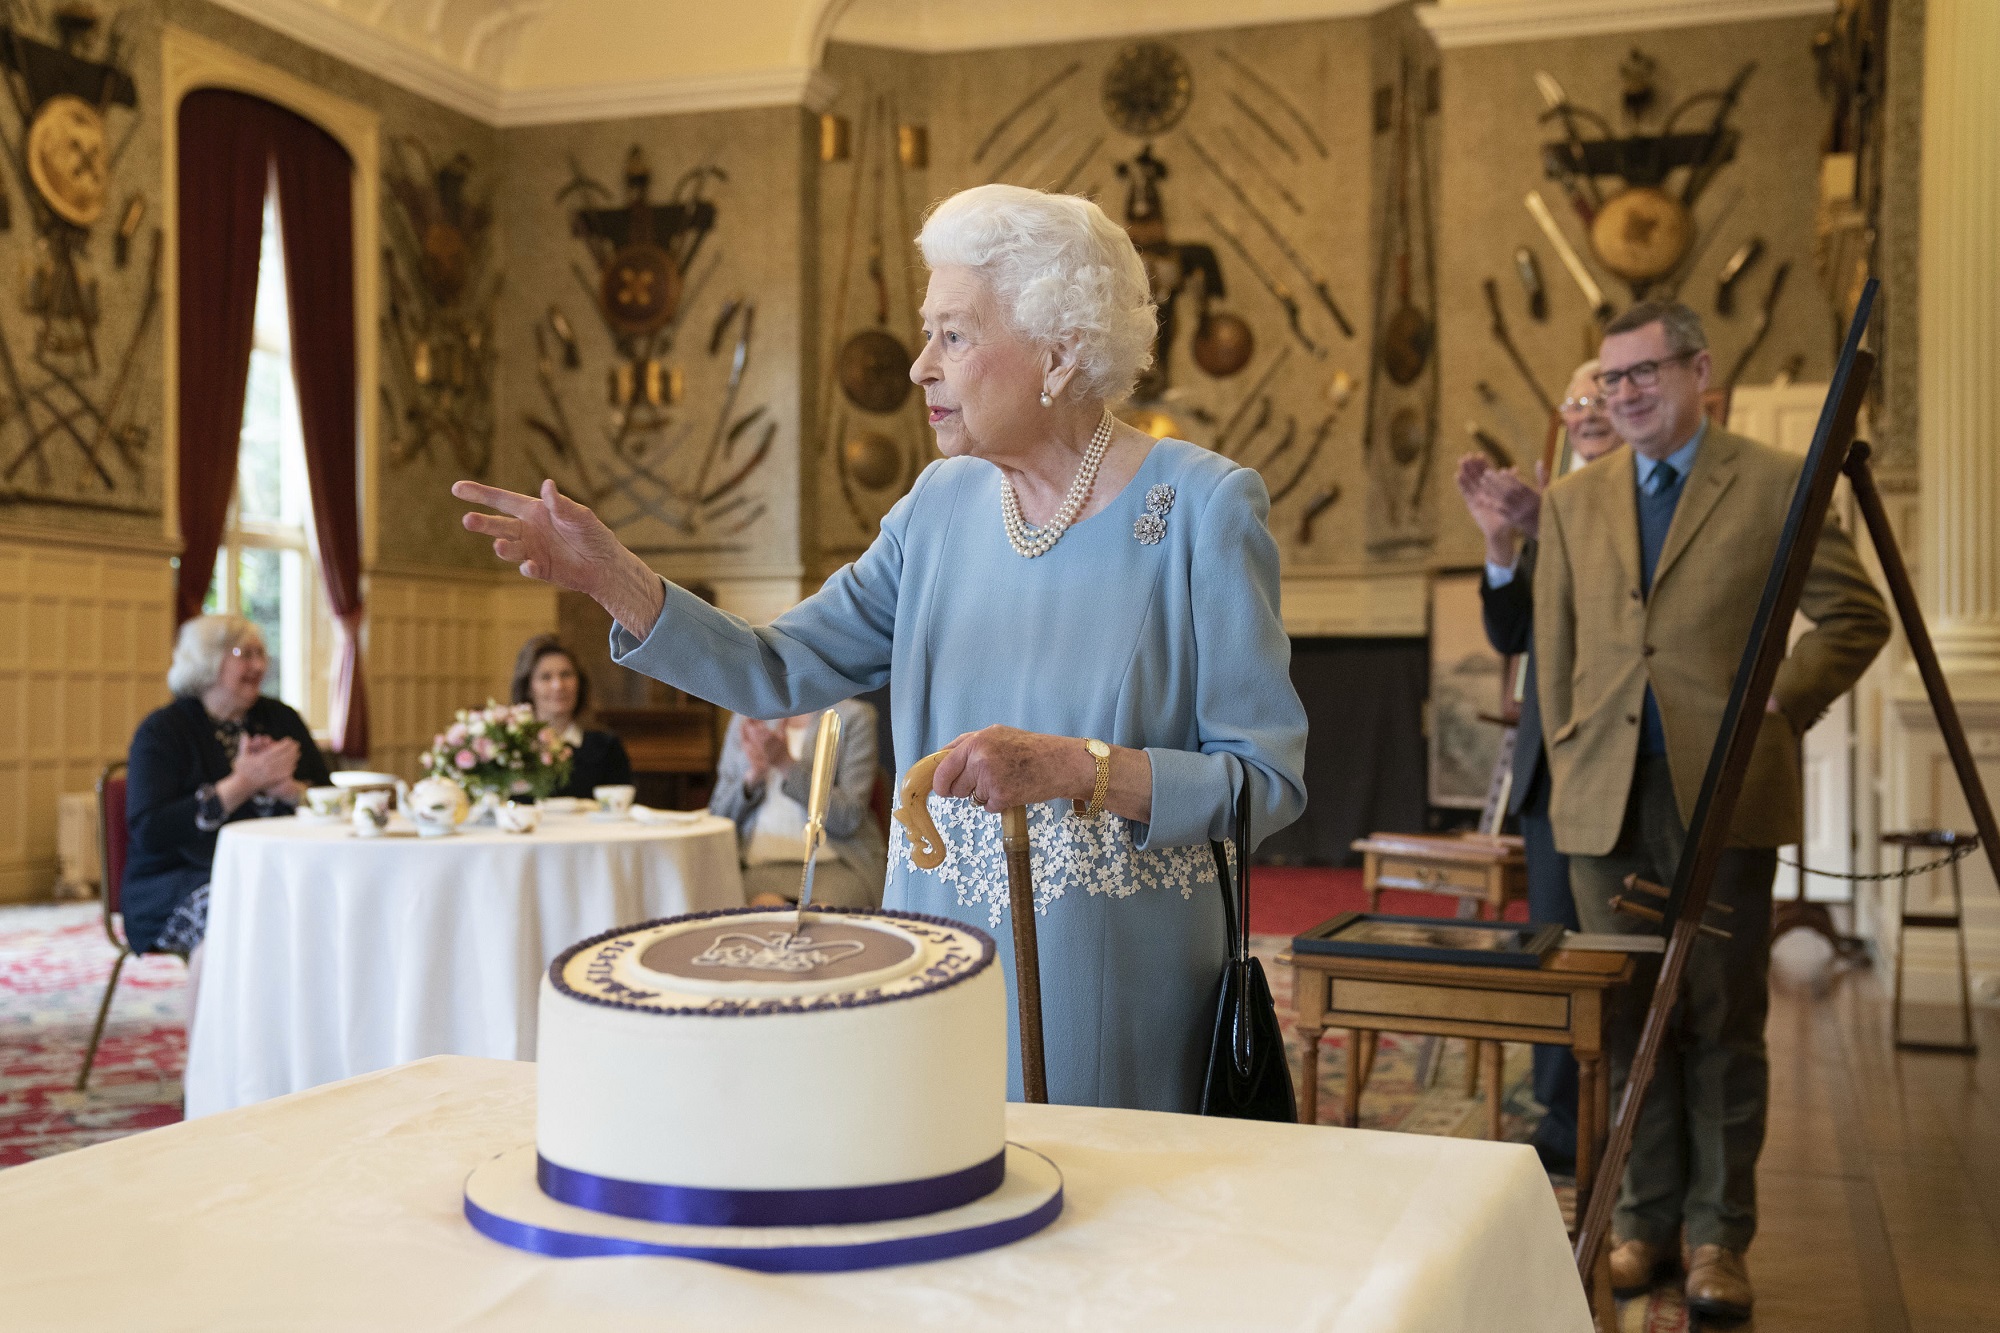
[1074,739,1112,818]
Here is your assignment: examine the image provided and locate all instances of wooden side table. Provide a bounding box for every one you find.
[1352,832,1529,920]
[1281,946,1633,1205]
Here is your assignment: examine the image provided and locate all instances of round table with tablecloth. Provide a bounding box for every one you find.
[182,811,743,1118]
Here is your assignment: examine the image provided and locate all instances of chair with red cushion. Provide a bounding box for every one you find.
[78,761,138,1091]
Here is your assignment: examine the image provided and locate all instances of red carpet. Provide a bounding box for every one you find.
[0,905,185,1166]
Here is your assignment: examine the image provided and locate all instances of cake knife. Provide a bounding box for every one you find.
[794,708,844,936]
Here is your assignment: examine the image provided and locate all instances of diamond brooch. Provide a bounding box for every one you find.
[1134,484,1175,545]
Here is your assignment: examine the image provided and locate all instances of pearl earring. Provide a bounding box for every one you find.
[1039,390,1054,408]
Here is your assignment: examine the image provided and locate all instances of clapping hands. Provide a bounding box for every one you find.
[740,718,794,784]
[236,733,302,798]
[1455,454,1548,561]
[215,732,303,815]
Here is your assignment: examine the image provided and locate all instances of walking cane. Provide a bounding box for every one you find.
[894,749,1048,1103]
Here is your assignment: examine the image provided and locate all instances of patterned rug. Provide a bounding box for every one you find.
[0,904,186,1166]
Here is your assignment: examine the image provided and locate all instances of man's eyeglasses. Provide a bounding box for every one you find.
[229,643,268,661]
[1596,351,1695,394]
[1559,395,1600,414]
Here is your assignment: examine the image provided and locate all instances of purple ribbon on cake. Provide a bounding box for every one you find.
[536,1149,1008,1227]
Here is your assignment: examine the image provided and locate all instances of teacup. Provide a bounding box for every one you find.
[594,784,637,818]
[305,786,351,819]
[496,801,542,835]
[352,790,392,837]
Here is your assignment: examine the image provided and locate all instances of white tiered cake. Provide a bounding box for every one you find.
[464,906,1064,1269]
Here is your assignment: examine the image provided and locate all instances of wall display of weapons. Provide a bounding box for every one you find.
[0,4,158,517]
[382,136,498,479]
[1438,12,1835,555]
[816,13,1833,578]
[513,140,777,554]
[821,18,1377,566]
[1359,47,1440,559]
[817,83,930,543]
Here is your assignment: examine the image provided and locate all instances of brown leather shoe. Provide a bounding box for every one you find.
[1685,1245,1753,1322]
[1608,1237,1672,1297]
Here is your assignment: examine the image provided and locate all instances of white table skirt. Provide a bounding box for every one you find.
[183,814,743,1119]
[0,1057,1591,1331]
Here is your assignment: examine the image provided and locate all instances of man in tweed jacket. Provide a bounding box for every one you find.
[1535,302,1888,1319]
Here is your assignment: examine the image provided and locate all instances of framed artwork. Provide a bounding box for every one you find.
[1292,912,1563,969]
[1428,570,1507,809]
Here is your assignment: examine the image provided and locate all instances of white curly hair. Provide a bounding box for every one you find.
[916,184,1157,404]
[167,613,261,698]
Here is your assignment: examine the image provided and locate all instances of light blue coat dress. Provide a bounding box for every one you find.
[611,438,1308,1111]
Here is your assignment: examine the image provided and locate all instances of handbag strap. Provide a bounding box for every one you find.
[1232,774,1252,965]
[1212,773,1253,965]
[1210,840,1238,957]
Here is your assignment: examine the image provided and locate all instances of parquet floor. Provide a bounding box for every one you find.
[1715,931,2000,1331]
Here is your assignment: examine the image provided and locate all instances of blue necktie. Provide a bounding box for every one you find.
[1636,461,1683,755]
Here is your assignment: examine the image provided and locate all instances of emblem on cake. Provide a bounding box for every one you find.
[689,929,866,973]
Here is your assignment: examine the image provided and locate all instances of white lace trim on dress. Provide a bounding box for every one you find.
[889,793,1214,927]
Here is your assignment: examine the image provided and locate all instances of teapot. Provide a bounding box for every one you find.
[409,776,470,838]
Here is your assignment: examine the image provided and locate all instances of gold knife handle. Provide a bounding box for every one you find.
[795,709,844,915]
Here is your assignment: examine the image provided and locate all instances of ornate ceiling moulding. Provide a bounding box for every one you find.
[497,69,842,127]
[1416,0,1836,50]
[826,0,1393,55]
[204,0,839,125]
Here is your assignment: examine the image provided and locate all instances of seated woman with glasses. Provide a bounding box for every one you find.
[124,616,330,972]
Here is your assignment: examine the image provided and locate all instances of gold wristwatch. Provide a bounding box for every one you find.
[1075,738,1112,818]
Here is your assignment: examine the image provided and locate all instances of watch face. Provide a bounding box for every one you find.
[1101,42,1193,138]
[1087,739,1111,758]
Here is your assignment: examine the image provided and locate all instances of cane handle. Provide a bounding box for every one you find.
[894,749,952,868]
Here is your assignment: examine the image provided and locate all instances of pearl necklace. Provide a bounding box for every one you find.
[999,410,1115,558]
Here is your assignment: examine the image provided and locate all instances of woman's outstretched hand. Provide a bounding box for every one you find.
[452,479,666,637]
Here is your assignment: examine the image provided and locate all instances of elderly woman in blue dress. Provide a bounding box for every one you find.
[455,184,1307,1112]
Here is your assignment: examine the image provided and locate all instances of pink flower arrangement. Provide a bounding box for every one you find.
[420,701,573,800]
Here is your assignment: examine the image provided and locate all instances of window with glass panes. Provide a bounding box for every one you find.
[203,179,330,725]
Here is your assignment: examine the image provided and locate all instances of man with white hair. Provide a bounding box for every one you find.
[1454,359,1624,1174]
[1536,301,1888,1319]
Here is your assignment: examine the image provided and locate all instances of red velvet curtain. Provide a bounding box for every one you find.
[173,90,270,626]
[175,90,368,757]
[270,116,368,759]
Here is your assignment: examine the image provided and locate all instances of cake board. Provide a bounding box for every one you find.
[464,1142,1063,1271]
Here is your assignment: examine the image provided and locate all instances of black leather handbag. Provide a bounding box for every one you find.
[1198,777,1299,1122]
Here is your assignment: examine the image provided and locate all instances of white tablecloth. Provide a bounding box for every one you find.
[183,814,742,1118]
[0,1057,1590,1331]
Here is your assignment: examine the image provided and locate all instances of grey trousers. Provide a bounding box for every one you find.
[1569,755,1776,1253]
